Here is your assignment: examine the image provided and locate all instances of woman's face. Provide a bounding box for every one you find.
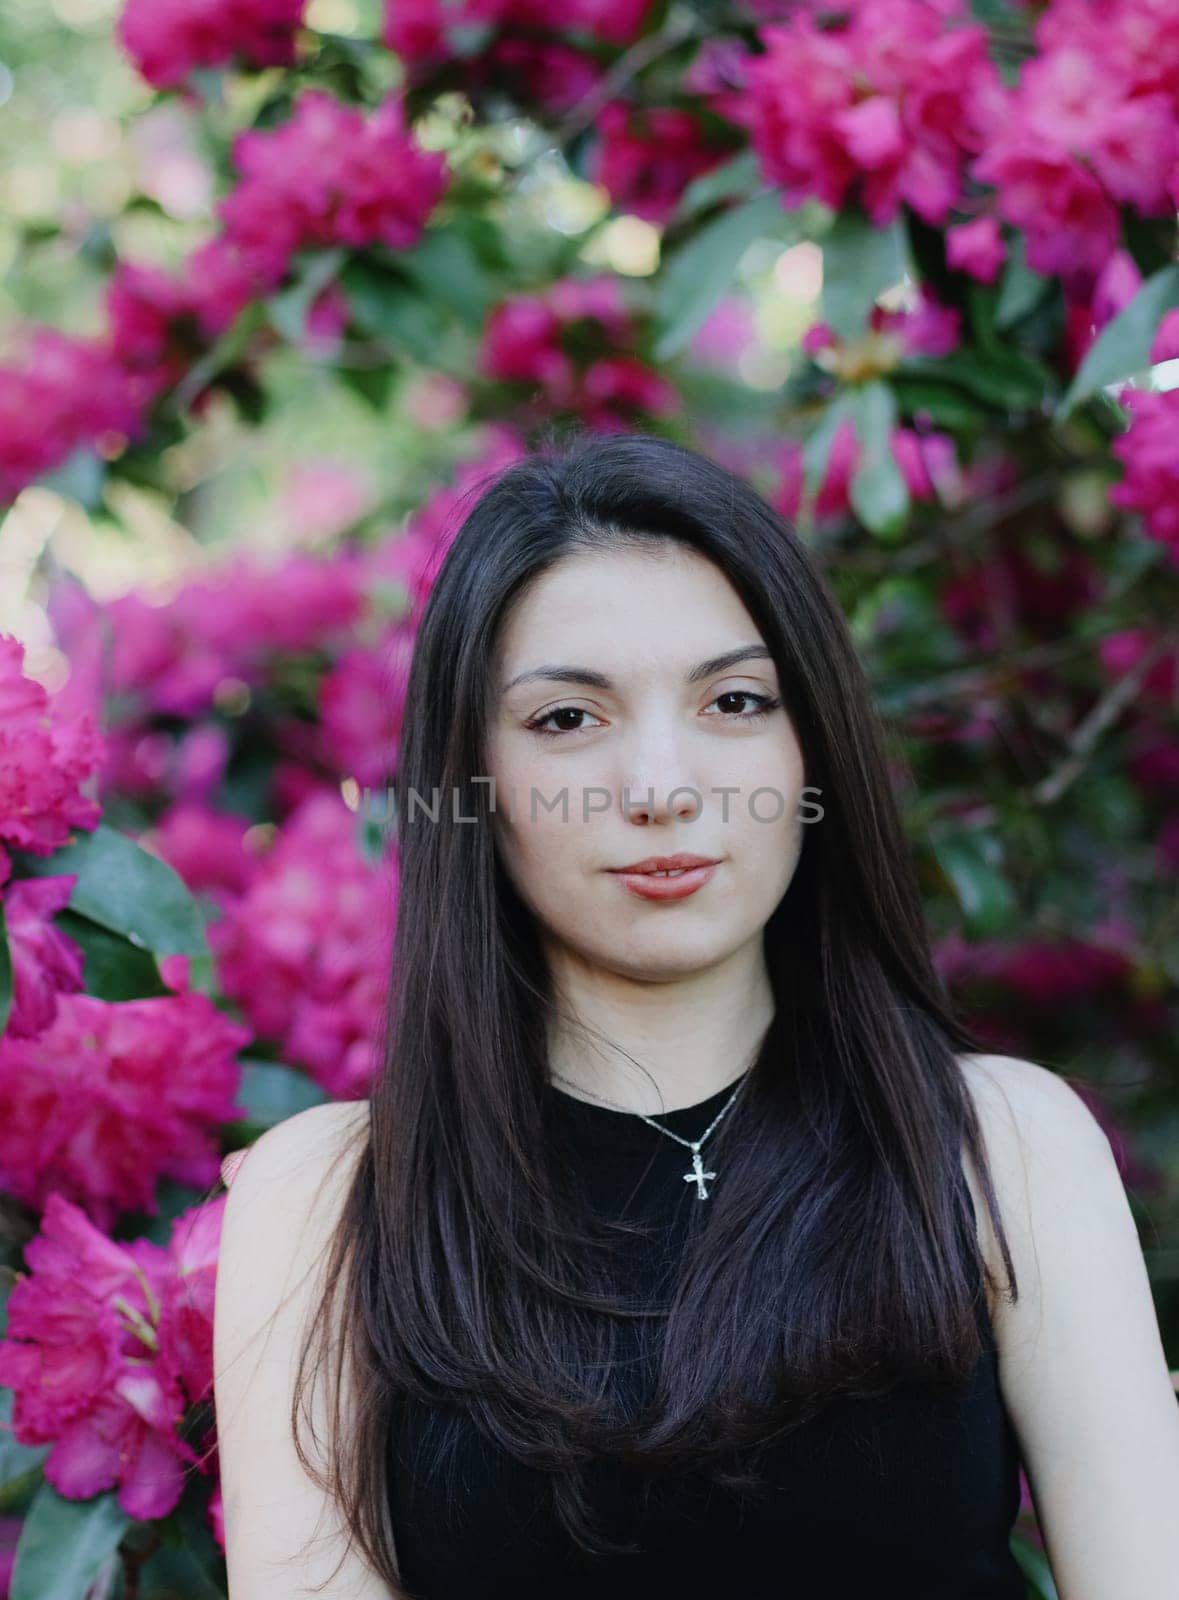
[485,542,809,984]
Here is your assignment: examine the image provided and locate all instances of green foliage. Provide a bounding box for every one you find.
[9,1486,131,1600]
[11,827,208,958]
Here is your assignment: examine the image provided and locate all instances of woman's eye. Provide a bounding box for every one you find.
[526,693,780,737]
[705,691,781,720]
[525,706,601,737]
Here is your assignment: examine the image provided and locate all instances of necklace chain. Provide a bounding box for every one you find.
[550,1068,751,1199]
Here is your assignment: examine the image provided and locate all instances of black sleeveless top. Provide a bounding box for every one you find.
[386,1077,1027,1598]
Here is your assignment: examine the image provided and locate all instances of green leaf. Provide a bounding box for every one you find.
[0,897,10,1039]
[801,390,856,507]
[11,826,208,957]
[995,234,1051,330]
[396,225,493,332]
[653,188,794,360]
[341,257,450,365]
[37,448,106,511]
[1009,1532,1059,1598]
[848,379,910,539]
[821,210,908,341]
[265,248,348,344]
[53,910,172,1002]
[931,832,1015,937]
[890,376,990,430]
[1060,262,1179,414]
[899,347,1052,411]
[667,148,761,226]
[10,1485,131,1600]
[0,1390,49,1510]
[228,1060,328,1136]
[337,361,396,411]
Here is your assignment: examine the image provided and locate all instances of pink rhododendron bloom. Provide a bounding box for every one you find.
[0,991,248,1228]
[0,876,84,1041]
[975,2,1179,285]
[1097,627,1179,701]
[216,89,449,296]
[1110,388,1179,566]
[381,0,651,66]
[480,277,676,428]
[1061,245,1145,373]
[946,216,1006,283]
[275,460,377,547]
[482,37,600,116]
[0,1193,226,1521]
[689,297,758,369]
[0,634,106,885]
[588,102,734,224]
[937,535,1103,651]
[369,427,527,628]
[1150,307,1179,363]
[146,801,259,902]
[208,790,398,1097]
[117,0,306,90]
[318,628,416,789]
[0,328,145,507]
[873,288,962,358]
[772,419,954,524]
[93,550,367,720]
[742,1,1001,226]
[103,261,206,414]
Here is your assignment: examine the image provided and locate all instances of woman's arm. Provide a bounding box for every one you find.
[963,1053,1179,1600]
[213,1099,393,1599]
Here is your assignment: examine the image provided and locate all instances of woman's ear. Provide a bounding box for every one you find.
[220,1148,248,1188]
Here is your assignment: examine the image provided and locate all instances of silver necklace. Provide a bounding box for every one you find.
[550,1069,750,1200]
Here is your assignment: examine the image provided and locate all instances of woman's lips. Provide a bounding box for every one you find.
[610,862,719,901]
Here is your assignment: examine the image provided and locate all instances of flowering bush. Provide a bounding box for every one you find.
[1,0,1177,1594]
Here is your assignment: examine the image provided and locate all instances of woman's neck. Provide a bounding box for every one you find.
[543,943,774,1115]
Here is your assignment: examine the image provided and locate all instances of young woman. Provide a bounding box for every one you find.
[213,430,1179,1599]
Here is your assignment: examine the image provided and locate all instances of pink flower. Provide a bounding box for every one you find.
[369,426,527,627]
[145,802,259,902]
[743,1,1001,226]
[318,629,415,789]
[381,0,652,66]
[1150,307,1179,363]
[1110,387,1179,565]
[479,276,676,428]
[937,534,1102,650]
[93,550,367,722]
[974,3,1179,286]
[0,1193,227,1521]
[117,0,307,90]
[773,420,956,524]
[588,102,733,224]
[216,88,450,296]
[0,329,145,507]
[0,876,84,1041]
[1097,627,1179,701]
[274,460,377,547]
[208,790,398,1098]
[0,635,106,884]
[946,216,1006,283]
[873,287,962,357]
[0,991,248,1229]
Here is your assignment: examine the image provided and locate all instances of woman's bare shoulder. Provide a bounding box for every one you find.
[220,1098,370,1206]
[955,1051,1118,1325]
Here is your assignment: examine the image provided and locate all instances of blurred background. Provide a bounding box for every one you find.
[0,0,1177,1594]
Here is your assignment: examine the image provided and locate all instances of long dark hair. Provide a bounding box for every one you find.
[289,428,1018,1593]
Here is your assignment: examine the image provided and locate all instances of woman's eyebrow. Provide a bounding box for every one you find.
[500,645,774,695]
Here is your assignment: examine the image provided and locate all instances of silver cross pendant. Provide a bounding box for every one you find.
[683,1146,717,1200]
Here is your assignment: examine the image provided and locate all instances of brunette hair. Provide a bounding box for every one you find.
[288,427,1017,1594]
